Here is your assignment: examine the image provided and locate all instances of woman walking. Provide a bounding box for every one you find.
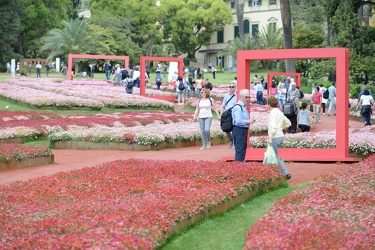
[267,96,292,180]
[193,89,220,149]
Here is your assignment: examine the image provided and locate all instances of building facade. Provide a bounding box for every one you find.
[197,0,282,71]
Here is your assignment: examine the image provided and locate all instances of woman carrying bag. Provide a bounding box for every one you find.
[266,96,292,180]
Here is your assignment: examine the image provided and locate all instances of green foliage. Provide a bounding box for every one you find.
[40,19,109,61]
[292,24,324,49]
[160,0,232,59]
[308,59,335,80]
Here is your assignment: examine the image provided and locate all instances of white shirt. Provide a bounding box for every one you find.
[198,98,213,118]
[132,70,140,80]
[360,95,374,105]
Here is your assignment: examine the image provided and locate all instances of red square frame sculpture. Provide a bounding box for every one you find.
[140,56,184,102]
[266,72,301,95]
[67,54,129,80]
[234,48,359,162]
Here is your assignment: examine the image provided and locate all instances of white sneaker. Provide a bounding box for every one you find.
[206,143,211,149]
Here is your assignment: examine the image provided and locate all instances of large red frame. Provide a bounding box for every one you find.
[266,72,301,95]
[228,48,359,162]
[67,54,129,80]
[140,56,184,102]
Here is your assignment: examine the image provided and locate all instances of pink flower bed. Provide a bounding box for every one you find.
[0,142,52,162]
[0,111,193,140]
[244,154,375,249]
[0,159,282,249]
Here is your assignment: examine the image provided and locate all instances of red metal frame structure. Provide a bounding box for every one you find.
[229,48,358,162]
[67,54,129,80]
[266,72,301,95]
[140,56,184,102]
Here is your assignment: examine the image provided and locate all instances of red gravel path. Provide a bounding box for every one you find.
[0,112,364,186]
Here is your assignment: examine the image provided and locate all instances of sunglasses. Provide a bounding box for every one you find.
[243,96,251,99]
[229,86,235,88]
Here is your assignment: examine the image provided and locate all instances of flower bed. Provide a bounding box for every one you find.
[0,159,284,249]
[250,126,375,155]
[244,154,375,249]
[3,78,174,110]
[0,142,53,170]
[0,111,193,141]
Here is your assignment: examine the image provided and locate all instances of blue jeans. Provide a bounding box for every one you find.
[105,70,111,80]
[117,75,122,86]
[278,98,285,110]
[271,136,290,176]
[256,91,263,105]
[328,99,336,115]
[197,88,202,99]
[232,126,248,162]
[198,117,212,146]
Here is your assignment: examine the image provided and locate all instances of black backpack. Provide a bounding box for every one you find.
[220,104,242,132]
[323,89,329,99]
[283,98,296,116]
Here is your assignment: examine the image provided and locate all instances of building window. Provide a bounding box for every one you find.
[234,26,239,38]
[269,0,276,4]
[252,24,259,37]
[217,30,224,43]
[249,0,262,6]
[231,2,235,8]
[244,20,250,34]
[269,22,276,32]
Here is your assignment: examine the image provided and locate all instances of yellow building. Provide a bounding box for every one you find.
[197,0,282,71]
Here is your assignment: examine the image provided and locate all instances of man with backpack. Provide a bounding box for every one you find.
[220,83,237,148]
[176,76,185,105]
[204,78,213,90]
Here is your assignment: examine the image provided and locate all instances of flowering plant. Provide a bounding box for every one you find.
[0,159,282,249]
[244,154,375,249]
[0,142,52,162]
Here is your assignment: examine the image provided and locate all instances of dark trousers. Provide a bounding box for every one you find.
[298,124,310,132]
[321,103,326,113]
[287,114,297,134]
[232,126,248,162]
[361,105,372,125]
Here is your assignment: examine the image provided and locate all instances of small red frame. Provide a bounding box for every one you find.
[230,48,359,162]
[67,54,129,80]
[139,56,184,102]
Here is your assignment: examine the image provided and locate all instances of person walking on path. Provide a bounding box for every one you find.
[232,89,256,162]
[312,86,322,123]
[327,82,336,116]
[267,96,292,180]
[212,66,216,79]
[319,84,328,114]
[220,82,237,148]
[193,89,221,150]
[356,89,374,126]
[35,62,42,78]
[103,61,111,80]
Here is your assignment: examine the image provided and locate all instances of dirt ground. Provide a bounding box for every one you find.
[0,111,364,187]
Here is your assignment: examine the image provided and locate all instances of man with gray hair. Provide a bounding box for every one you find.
[286,82,300,133]
[232,89,256,162]
[358,85,373,104]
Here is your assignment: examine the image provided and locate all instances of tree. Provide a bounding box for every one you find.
[280,0,296,72]
[40,19,108,62]
[160,0,232,61]
[17,0,74,57]
[0,0,24,70]
[235,0,245,43]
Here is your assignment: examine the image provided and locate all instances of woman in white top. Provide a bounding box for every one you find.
[195,76,203,99]
[319,84,328,114]
[356,89,374,125]
[193,89,220,149]
[267,96,292,180]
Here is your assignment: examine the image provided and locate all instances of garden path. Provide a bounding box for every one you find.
[0,111,365,187]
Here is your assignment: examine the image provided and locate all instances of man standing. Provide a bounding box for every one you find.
[212,66,216,79]
[221,83,237,148]
[286,82,300,133]
[232,89,256,162]
[103,61,111,80]
[189,66,195,79]
[327,82,336,116]
[35,61,42,78]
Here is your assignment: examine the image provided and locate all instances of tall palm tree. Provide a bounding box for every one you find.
[40,19,105,60]
[258,24,282,50]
